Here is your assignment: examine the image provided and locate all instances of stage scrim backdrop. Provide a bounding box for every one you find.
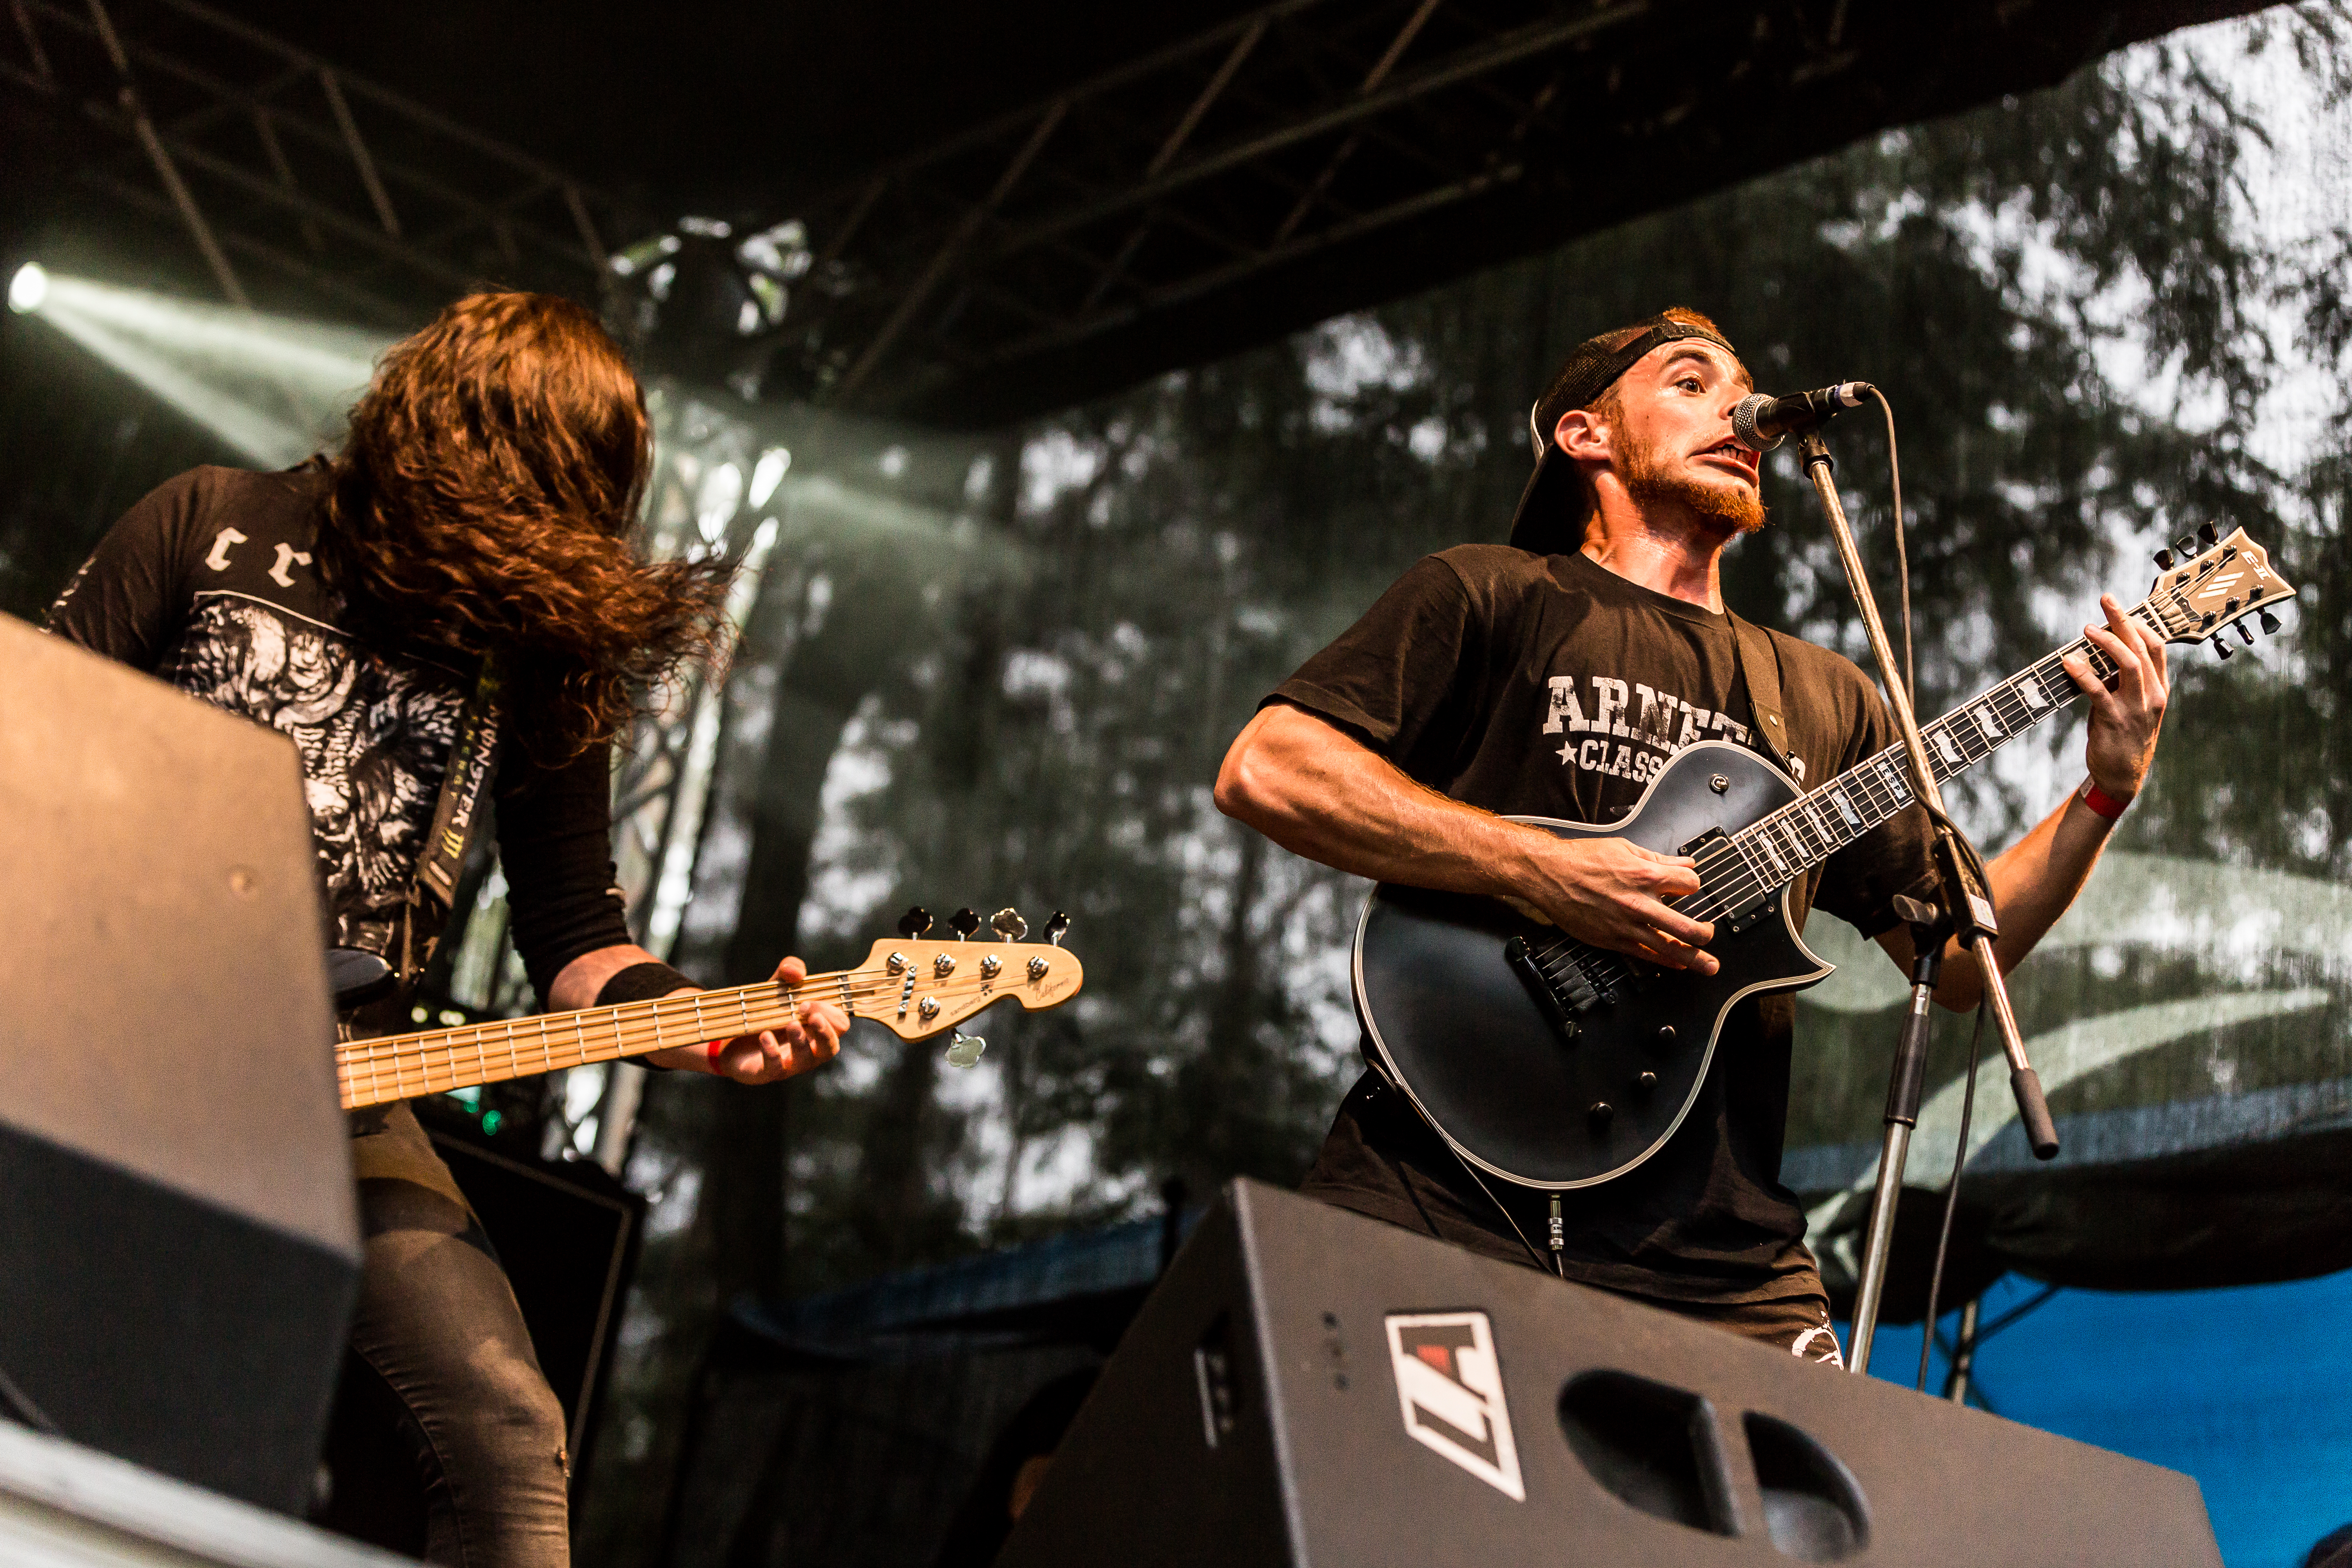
[571,9,2352,1564]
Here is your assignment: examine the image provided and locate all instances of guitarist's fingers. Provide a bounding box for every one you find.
[2085,615,2143,706]
[1626,844,1703,899]
[1625,901,1718,974]
[802,1003,847,1059]
[1633,895,1713,950]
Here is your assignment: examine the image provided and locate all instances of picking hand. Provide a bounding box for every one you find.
[1518,831,1718,976]
[2060,592,2169,801]
[704,956,848,1083]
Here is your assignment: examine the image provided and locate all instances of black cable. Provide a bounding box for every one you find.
[0,1361,60,1436]
[1917,996,1989,1392]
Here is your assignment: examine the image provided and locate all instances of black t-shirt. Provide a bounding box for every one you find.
[1271,543,1936,1304]
[44,464,632,1004]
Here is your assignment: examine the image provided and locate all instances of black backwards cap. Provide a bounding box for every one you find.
[1506,312,1741,556]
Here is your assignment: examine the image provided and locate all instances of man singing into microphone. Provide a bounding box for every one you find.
[1214,308,2169,1361]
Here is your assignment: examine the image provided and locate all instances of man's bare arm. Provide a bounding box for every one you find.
[1213,704,1720,973]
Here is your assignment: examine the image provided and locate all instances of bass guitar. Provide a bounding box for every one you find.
[1352,526,2296,1189]
[338,905,1081,1111]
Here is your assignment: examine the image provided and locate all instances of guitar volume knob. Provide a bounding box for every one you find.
[1635,1071,1658,1091]
[1587,1101,1614,1126]
[1655,1025,1675,1046]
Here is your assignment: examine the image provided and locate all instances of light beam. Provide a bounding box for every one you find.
[15,270,392,467]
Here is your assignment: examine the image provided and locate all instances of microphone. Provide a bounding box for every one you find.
[1731,382,1873,451]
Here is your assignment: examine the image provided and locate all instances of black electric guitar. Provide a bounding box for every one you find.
[1352,526,2297,1189]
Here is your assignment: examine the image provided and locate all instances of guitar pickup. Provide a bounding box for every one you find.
[1679,826,1773,935]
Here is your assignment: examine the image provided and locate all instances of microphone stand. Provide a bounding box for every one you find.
[1791,428,2061,1377]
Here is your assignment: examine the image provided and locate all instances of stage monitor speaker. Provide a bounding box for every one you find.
[998,1178,2221,1568]
[425,1120,644,1480]
[0,615,359,1516]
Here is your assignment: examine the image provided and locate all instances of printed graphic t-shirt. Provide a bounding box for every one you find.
[1270,543,1937,1304]
[45,464,632,1002]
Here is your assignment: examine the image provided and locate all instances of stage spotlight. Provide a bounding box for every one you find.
[8,262,47,314]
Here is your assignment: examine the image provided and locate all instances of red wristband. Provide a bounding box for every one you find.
[2079,779,2129,822]
[706,1038,728,1065]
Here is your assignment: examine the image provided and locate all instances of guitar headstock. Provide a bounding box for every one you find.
[2139,524,2298,653]
[852,906,1083,1042]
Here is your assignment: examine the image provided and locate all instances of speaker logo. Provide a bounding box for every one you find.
[1384,1312,1525,1501]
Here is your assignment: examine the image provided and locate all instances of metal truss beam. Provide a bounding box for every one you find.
[712,0,2277,425]
[1,0,617,321]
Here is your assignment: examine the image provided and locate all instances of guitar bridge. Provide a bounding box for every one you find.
[1505,935,1596,1045]
[1679,826,1774,934]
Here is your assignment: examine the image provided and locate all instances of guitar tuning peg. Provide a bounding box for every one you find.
[944,1028,985,1069]
[991,907,1027,941]
[2177,533,2201,558]
[2260,609,2282,635]
[949,907,981,940]
[897,906,932,939]
[2154,546,2176,570]
[2212,634,2234,661]
[2198,520,2220,548]
[2235,619,2255,645]
[1045,911,1069,948]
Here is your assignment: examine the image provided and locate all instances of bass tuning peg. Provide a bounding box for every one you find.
[2211,634,2234,661]
[2235,619,2254,645]
[949,907,981,940]
[2198,520,2220,548]
[991,908,1027,941]
[1045,911,1070,948]
[2259,609,2281,635]
[2154,546,2176,570]
[898,906,932,939]
[944,1028,986,1069]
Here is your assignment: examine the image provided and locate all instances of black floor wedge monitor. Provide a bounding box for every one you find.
[0,614,359,1515]
[998,1178,2221,1568]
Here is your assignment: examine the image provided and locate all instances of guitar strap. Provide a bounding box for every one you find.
[400,659,504,982]
[1726,610,1806,784]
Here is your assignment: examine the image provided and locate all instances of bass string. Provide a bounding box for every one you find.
[336,969,1018,1079]
[339,994,983,1102]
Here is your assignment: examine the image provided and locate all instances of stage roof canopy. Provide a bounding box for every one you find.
[1,0,2276,423]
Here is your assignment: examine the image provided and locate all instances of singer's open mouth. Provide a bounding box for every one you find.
[1697,438,1757,477]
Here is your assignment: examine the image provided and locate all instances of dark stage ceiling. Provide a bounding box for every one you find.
[0,0,2280,425]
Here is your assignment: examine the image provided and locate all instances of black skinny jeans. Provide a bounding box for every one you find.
[347,1103,571,1568]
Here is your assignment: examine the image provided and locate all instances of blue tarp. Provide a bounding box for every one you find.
[1849,1267,2352,1568]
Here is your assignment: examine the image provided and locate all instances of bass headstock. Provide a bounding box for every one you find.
[2139,523,2298,658]
[853,906,1083,1043]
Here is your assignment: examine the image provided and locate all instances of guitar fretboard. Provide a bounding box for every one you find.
[1690,604,2158,920]
[335,971,857,1109]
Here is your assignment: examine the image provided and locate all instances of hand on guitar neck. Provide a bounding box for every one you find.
[1216,703,1723,976]
[551,944,848,1081]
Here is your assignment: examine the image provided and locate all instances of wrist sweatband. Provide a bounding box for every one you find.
[596,960,695,1006]
[597,961,697,1070]
[2079,778,2130,822]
